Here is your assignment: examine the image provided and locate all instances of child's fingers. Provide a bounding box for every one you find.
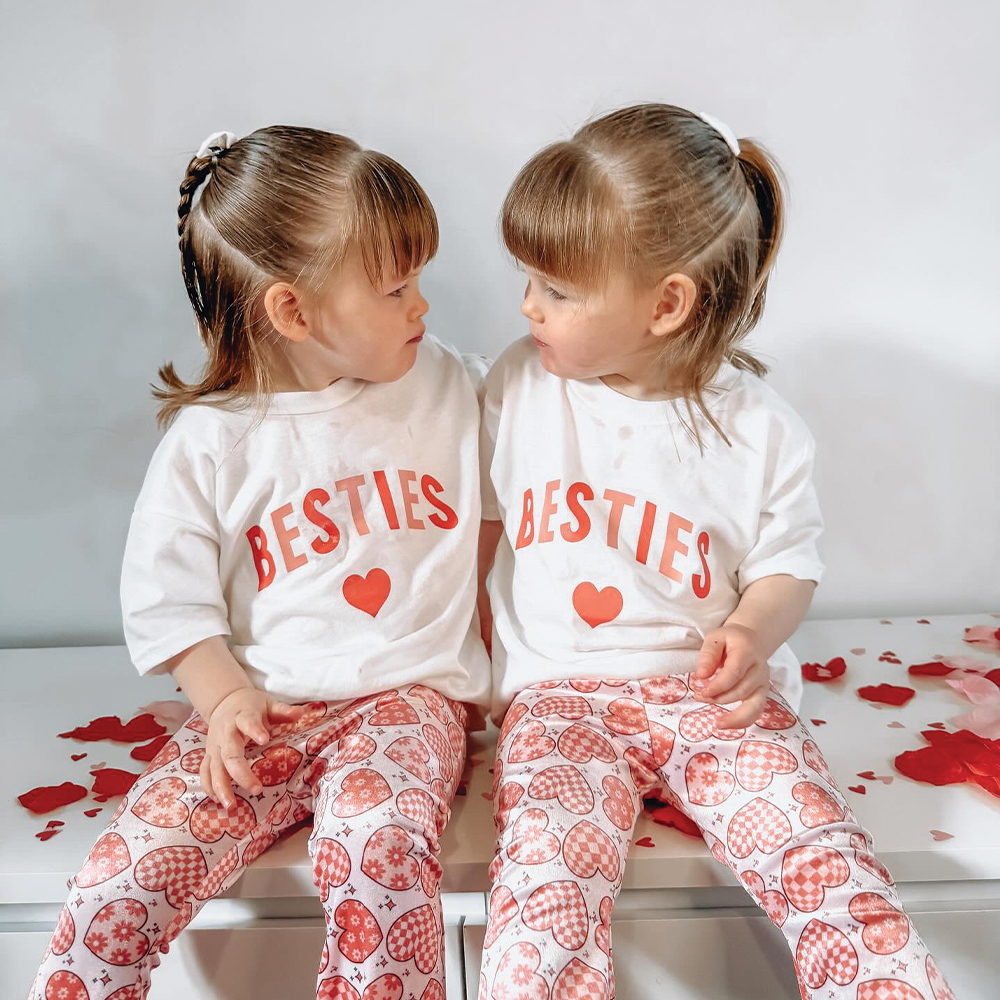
[220,735,262,798]
[705,667,763,706]
[210,752,237,810]
[199,753,217,804]
[693,635,725,679]
[266,701,305,722]
[695,653,751,699]
[717,687,768,729]
[237,710,270,746]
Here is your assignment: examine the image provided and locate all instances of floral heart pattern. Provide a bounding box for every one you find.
[484,885,519,949]
[792,781,845,828]
[361,825,421,890]
[509,721,557,763]
[384,736,432,782]
[85,899,150,965]
[685,753,735,806]
[491,941,548,1000]
[334,899,382,962]
[251,745,303,786]
[741,870,788,927]
[44,971,90,1000]
[331,769,393,817]
[369,694,420,727]
[600,775,635,830]
[131,777,189,829]
[76,833,131,887]
[508,808,561,865]
[848,892,910,953]
[601,698,648,735]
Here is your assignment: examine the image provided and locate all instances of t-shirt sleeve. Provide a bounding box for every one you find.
[459,352,492,406]
[736,430,825,591]
[120,419,231,675]
[479,361,503,521]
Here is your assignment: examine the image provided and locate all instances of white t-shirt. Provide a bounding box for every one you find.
[481,336,825,720]
[121,335,491,708]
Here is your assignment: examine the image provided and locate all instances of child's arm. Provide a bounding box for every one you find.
[477,519,504,656]
[690,574,817,728]
[166,636,304,808]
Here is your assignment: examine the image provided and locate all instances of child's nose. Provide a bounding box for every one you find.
[410,295,429,321]
[521,293,543,323]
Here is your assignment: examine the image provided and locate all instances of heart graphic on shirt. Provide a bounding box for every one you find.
[251,745,303,786]
[734,741,798,792]
[387,903,439,973]
[75,833,132,887]
[795,919,858,989]
[522,880,589,950]
[483,885,519,948]
[361,824,421,890]
[781,845,850,911]
[563,820,620,880]
[685,753,736,806]
[190,795,257,843]
[507,807,561,865]
[343,569,391,617]
[572,582,623,628]
[331,769,392,817]
[741,870,789,927]
[848,892,910,953]
[727,798,792,858]
[334,899,382,962]
[312,838,351,902]
[384,736,433,782]
[508,721,556,763]
[557,723,616,764]
[84,898,151,965]
[528,764,595,814]
[792,781,845,828]
[131,777,190,828]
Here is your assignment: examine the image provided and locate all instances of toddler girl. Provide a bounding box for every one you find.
[478,105,956,1000]
[29,126,489,1000]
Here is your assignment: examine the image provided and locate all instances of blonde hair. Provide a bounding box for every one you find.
[156,125,438,427]
[501,103,786,446]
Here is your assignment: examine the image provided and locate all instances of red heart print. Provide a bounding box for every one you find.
[270,700,329,739]
[528,764,595,814]
[857,983,926,1000]
[640,676,687,704]
[142,740,179,773]
[600,775,635,831]
[552,958,608,1000]
[134,845,209,908]
[557,723,616,764]
[508,807,561,865]
[369,694,420,727]
[685,753,735,806]
[795,919,858,989]
[422,723,455,782]
[396,787,441,837]
[509,721,556,763]
[740,870,788,927]
[331,769,392,817]
[188,795,256,843]
[107,985,143,1000]
[491,941,548,1000]
[334,899,382,962]
[85,898,151,965]
[180,748,204,774]
[568,678,601,692]
[387,903,439,973]
[792,781,845,827]
[365,976,405,1000]
[327,733,379,774]
[250,745,303,786]
[734,741,797,791]
[495,782,525,833]
[572,582,623,628]
[601,698,648,735]
[926,954,957,1000]
[384,736,432,782]
[265,793,292,826]
[563,819,620,880]
[361,824,420,890]
[802,739,835,785]
[498,702,528,745]
[850,832,894,885]
[447,721,465,763]
[419,855,442,898]
[678,704,746,742]
[595,895,613,958]
[318,975,406,1000]
[648,721,675,767]
[343,568,391,617]
[186,716,209,735]
[43,971,90,1000]
[75,832,131,887]
[50,904,76,955]
[781,845,850,911]
[409,683,453,725]
[755,698,797,731]
[312,838,351,902]
[531,694,590,720]
[622,746,659,790]
[522,880,589,950]
[483,885,519,949]
[131,777,189,828]
[726,798,792,858]
[848,892,910,953]
[306,712,363,756]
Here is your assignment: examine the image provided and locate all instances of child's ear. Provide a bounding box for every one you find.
[264,282,311,343]
[649,273,698,338]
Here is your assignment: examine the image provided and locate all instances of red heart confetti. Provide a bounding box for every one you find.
[36,830,60,841]
[91,767,141,798]
[917,619,931,624]
[130,734,171,762]
[635,835,656,847]
[58,713,166,743]
[887,722,905,729]
[930,830,954,841]
[644,800,701,839]
[802,657,847,683]
[84,808,102,817]
[18,782,88,815]
[857,771,877,781]
[927,722,947,730]
[810,719,827,726]
[858,684,915,707]
[45,820,64,829]
[848,785,866,794]
[70,753,87,761]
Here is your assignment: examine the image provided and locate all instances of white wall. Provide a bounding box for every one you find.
[2,1,997,646]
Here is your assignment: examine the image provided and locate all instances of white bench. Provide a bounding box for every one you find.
[3,614,999,999]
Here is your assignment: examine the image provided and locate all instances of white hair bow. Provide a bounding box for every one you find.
[196,130,238,159]
[696,112,740,157]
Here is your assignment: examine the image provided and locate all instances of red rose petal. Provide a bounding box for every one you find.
[858,684,916,707]
[90,767,141,798]
[909,661,956,677]
[895,747,969,786]
[802,656,848,683]
[130,733,171,762]
[18,782,88,815]
[58,713,166,744]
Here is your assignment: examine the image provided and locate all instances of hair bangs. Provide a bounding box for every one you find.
[500,142,627,292]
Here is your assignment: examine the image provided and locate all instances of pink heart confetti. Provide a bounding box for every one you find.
[887,721,905,728]
[850,648,866,656]
[930,830,954,841]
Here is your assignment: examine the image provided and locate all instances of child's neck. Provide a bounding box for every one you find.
[267,336,347,393]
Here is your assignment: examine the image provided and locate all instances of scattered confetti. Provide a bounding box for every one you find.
[90,767,141,798]
[887,722,905,729]
[857,771,893,785]
[810,718,827,726]
[895,728,1000,797]
[878,652,903,665]
[59,714,166,744]
[635,836,656,848]
[45,820,65,829]
[909,661,956,677]
[858,684,916,707]
[964,626,1000,652]
[84,808,102,818]
[35,830,60,842]
[130,734,171,762]
[848,785,866,794]
[18,782,88,815]
[917,619,931,625]
[645,800,701,839]
[70,753,87,761]
[802,657,847,682]
[930,830,954,841]
[850,648,866,656]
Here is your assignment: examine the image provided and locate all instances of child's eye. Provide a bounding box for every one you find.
[389,284,408,298]
[545,285,567,302]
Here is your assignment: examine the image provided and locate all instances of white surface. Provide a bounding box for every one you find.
[2,3,998,650]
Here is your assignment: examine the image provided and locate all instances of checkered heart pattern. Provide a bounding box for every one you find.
[29,685,466,1000]
[480,677,957,1000]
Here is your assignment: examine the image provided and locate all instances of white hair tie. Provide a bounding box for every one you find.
[696,112,740,157]
[196,130,238,159]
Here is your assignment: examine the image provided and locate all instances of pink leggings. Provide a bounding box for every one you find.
[481,677,957,1000]
[28,683,467,1000]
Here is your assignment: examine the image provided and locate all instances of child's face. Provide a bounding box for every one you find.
[303,249,430,383]
[519,267,663,381]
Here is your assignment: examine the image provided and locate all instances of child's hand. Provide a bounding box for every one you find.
[690,624,770,728]
[200,688,305,809]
